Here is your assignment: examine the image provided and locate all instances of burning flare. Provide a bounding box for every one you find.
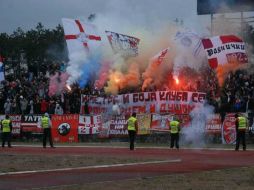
[66,84,72,91]
[174,76,179,85]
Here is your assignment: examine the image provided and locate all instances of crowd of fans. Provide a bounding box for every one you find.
[221,70,254,113]
[0,61,81,115]
[0,59,254,116]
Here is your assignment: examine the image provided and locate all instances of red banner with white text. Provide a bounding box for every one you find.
[51,114,79,143]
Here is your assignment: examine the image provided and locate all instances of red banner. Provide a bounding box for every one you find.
[222,113,236,144]
[205,114,222,134]
[51,114,79,143]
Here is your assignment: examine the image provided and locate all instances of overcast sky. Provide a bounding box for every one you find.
[0,0,253,34]
[0,0,207,34]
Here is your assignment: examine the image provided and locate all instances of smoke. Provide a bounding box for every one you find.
[76,0,205,94]
[94,60,111,90]
[48,72,69,96]
[66,51,101,88]
[63,0,252,95]
[173,30,207,78]
[104,62,140,94]
[180,103,214,148]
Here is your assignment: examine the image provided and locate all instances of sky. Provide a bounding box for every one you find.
[0,0,209,34]
[1,0,253,35]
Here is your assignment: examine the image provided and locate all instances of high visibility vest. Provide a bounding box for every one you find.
[238,116,247,131]
[170,120,180,134]
[41,117,49,128]
[128,116,137,131]
[2,119,11,133]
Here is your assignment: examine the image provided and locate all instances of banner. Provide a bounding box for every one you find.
[81,91,206,115]
[98,120,110,138]
[137,114,151,135]
[205,114,222,134]
[175,114,191,127]
[51,114,79,142]
[10,115,22,135]
[150,114,173,132]
[78,115,102,134]
[62,18,101,54]
[222,113,236,144]
[202,35,248,69]
[21,115,43,133]
[105,30,140,57]
[109,115,128,137]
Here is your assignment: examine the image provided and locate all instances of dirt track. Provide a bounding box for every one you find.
[0,146,254,190]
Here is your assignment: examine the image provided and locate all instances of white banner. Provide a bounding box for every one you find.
[80,91,206,115]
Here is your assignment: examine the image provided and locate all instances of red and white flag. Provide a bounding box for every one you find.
[202,35,248,69]
[151,47,169,65]
[62,18,101,55]
[78,115,102,134]
[105,30,140,57]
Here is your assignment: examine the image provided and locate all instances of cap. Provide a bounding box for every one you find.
[44,112,49,117]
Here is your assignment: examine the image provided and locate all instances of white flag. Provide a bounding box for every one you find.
[62,18,101,56]
[105,30,140,57]
[202,35,248,69]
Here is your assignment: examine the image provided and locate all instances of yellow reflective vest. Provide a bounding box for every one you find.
[238,116,247,131]
[2,119,11,133]
[128,116,137,131]
[170,120,180,134]
[41,117,50,128]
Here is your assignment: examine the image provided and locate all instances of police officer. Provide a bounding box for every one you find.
[40,113,54,148]
[1,115,12,148]
[235,113,247,151]
[169,116,181,149]
[127,112,138,150]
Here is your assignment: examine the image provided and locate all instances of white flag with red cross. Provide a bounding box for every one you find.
[62,18,102,55]
[202,35,248,69]
[78,115,102,134]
